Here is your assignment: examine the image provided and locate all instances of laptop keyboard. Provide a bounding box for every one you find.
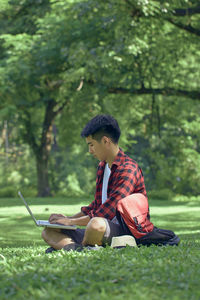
[37,220,50,225]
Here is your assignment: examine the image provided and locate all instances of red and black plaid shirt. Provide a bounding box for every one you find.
[81,148,147,220]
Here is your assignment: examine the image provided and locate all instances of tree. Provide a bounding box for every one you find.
[0,0,200,196]
[0,0,68,196]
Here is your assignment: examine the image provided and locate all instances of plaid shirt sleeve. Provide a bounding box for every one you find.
[83,164,144,220]
[81,199,96,215]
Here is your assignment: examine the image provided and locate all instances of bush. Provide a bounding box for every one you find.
[0,186,16,197]
[0,186,37,198]
[19,187,37,197]
[148,188,175,201]
[173,194,200,202]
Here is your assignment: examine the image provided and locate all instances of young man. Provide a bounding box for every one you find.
[42,114,178,252]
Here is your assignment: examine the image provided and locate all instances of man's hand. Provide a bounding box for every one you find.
[49,214,66,223]
[50,216,72,226]
[49,212,91,227]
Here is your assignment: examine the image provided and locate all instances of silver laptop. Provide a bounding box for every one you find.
[18,191,77,230]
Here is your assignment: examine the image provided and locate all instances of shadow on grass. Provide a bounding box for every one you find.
[150,199,200,207]
[0,196,90,208]
[0,215,45,248]
[151,211,200,244]
[1,196,200,208]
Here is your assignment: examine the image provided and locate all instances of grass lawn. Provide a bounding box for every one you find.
[0,196,200,300]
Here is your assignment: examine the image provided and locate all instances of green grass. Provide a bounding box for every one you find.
[0,196,200,300]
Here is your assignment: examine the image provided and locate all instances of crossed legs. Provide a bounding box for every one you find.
[41,217,107,250]
[41,228,74,250]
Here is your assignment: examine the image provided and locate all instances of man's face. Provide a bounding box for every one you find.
[86,135,108,161]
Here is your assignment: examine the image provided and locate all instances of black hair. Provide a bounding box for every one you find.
[81,114,121,144]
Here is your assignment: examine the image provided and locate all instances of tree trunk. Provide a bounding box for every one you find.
[2,120,9,163]
[21,97,68,197]
[36,154,50,197]
[36,116,54,197]
[22,100,57,197]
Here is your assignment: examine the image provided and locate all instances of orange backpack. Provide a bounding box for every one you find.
[116,193,154,239]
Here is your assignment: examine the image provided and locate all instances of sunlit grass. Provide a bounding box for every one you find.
[0,196,200,299]
[0,197,200,247]
[0,196,88,247]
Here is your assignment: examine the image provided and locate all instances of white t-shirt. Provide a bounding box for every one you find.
[102,163,111,204]
[102,163,119,224]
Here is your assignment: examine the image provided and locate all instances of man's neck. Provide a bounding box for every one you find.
[106,145,119,168]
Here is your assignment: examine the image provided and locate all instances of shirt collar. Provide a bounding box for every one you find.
[99,148,125,169]
[111,148,125,167]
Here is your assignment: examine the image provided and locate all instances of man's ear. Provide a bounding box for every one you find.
[102,136,110,145]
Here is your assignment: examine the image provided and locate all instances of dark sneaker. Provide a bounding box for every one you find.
[63,243,103,252]
[63,243,84,252]
[84,245,103,251]
[45,247,58,254]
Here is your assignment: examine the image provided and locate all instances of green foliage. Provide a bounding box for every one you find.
[0,122,37,197]
[173,194,200,202]
[148,189,175,201]
[0,187,16,198]
[0,0,200,196]
[0,0,51,35]
[47,141,97,196]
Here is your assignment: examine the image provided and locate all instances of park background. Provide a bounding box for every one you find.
[0,1,200,299]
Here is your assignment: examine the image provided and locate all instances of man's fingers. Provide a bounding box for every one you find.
[49,214,66,223]
[48,214,54,222]
[51,218,64,225]
[49,214,58,222]
[51,217,71,226]
[48,214,53,222]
